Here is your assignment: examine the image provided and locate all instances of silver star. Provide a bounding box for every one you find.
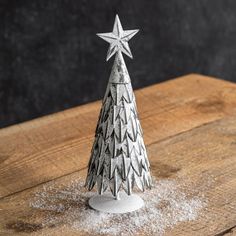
[97,15,139,61]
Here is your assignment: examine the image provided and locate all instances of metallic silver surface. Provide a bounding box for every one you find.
[85,15,152,198]
[97,15,139,61]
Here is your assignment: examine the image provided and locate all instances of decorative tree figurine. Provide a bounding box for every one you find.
[85,15,152,213]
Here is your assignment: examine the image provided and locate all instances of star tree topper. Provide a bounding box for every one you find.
[97,15,139,61]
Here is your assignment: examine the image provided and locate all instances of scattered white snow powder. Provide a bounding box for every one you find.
[30,178,206,235]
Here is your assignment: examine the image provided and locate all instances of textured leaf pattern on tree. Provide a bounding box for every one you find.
[86,52,152,198]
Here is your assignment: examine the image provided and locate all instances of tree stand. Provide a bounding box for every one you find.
[88,191,144,214]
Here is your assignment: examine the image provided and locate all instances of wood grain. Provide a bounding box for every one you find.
[1,74,236,198]
[1,74,236,235]
[0,113,236,236]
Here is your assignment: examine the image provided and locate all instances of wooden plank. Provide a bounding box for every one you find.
[0,114,236,235]
[1,74,236,198]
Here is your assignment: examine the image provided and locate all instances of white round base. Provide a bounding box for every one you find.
[88,192,144,214]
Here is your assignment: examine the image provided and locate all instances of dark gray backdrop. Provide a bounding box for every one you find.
[1,0,236,128]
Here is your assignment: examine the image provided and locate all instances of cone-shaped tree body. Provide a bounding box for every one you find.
[85,51,152,198]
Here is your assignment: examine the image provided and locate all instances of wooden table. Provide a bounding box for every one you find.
[1,74,236,235]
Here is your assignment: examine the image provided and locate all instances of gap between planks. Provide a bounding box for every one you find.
[215,224,236,236]
[0,115,225,201]
[1,74,236,198]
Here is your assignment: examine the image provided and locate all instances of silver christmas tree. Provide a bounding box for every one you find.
[85,15,152,200]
